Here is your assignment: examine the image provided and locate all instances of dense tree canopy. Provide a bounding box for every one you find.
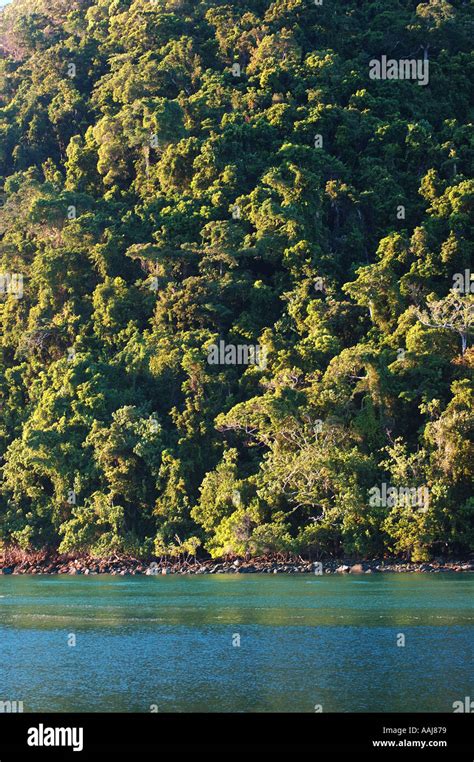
[0,0,473,562]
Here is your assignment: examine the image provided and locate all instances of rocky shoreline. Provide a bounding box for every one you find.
[1,554,473,576]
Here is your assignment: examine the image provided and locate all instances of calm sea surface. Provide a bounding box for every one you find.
[0,573,472,712]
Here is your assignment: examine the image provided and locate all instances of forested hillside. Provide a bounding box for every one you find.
[0,0,472,562]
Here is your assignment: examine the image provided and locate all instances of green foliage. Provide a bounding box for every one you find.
[0,0,472,562]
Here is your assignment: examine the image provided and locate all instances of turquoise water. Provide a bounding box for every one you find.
[0,573,472,712]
